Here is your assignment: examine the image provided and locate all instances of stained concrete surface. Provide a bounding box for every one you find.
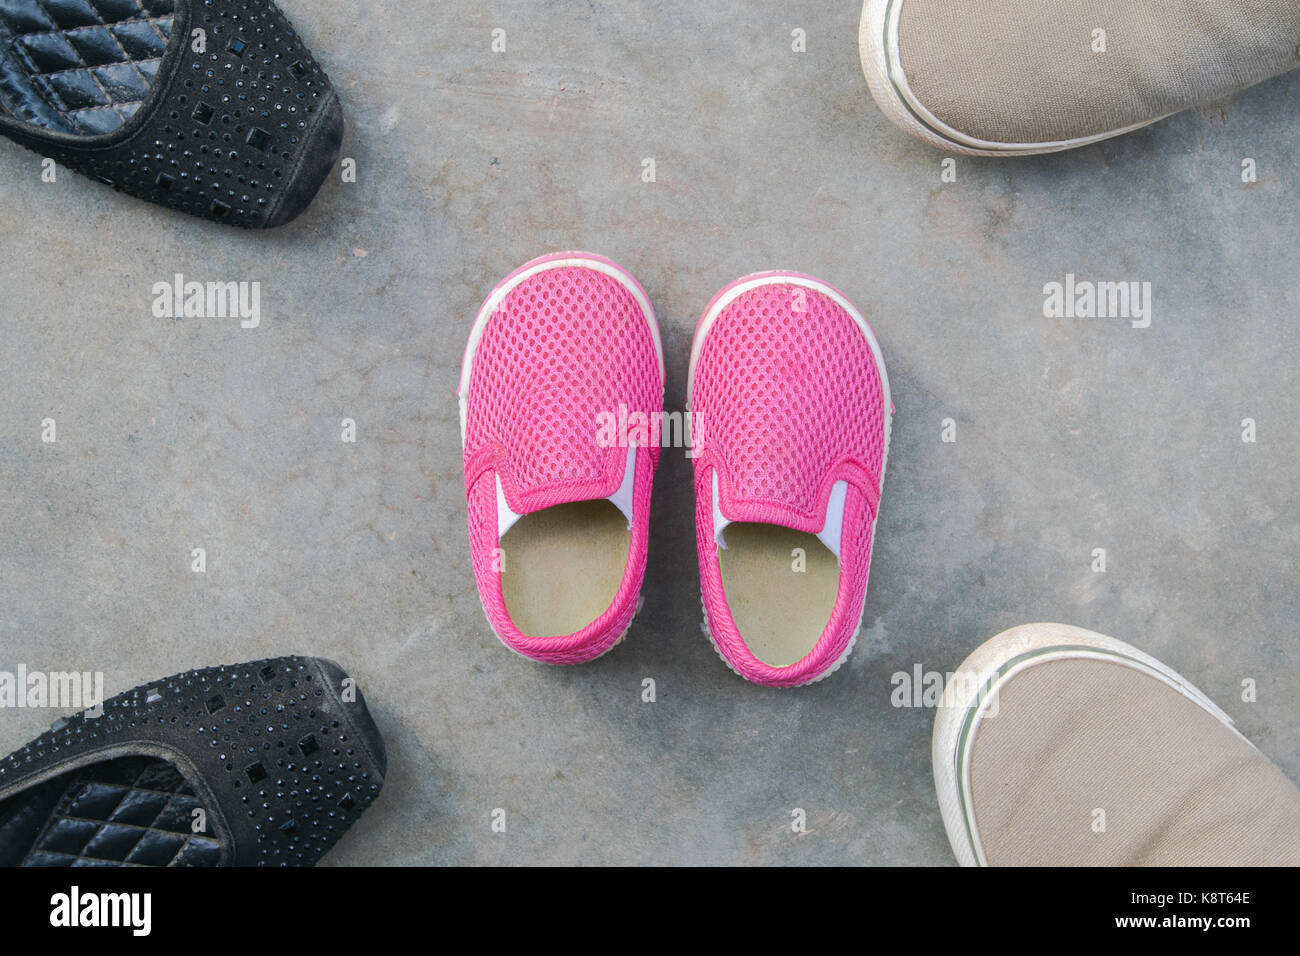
[1,1,1297,866]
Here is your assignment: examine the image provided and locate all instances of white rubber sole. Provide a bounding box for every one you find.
[458,252,664,664]
[932,622,1247,866]
[688,272,893,688]
[859,0,1165,157]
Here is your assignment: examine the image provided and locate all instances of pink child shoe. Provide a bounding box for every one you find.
[458,253,664,665]
[688,273,892,687]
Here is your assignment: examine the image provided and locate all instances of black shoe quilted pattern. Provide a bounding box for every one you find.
[0,0,343,227]
[0,656,386,867]
[8,755,223,866]
[0,0,178,136]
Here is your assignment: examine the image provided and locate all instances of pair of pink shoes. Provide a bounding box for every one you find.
[458,253,892,687]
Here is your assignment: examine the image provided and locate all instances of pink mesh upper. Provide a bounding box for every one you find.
[691,277,888,687]
[463,256,662,664]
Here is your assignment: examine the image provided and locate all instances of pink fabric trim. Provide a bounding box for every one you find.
[468,444,655,664]
[696,464,877,687]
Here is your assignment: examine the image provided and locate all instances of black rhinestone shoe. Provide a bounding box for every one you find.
[0,0,343,227]
[0,656,386,866]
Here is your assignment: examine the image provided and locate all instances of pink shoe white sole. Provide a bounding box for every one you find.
[459,252,665,665]
[688,272,892,687]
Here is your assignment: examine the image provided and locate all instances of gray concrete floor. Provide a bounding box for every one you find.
[1,1,1297,866]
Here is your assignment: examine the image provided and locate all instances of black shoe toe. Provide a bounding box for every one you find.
[264,88,344,228]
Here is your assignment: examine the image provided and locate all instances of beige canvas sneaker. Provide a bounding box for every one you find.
[934,623,1300,866]
[861,0,1300,155]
